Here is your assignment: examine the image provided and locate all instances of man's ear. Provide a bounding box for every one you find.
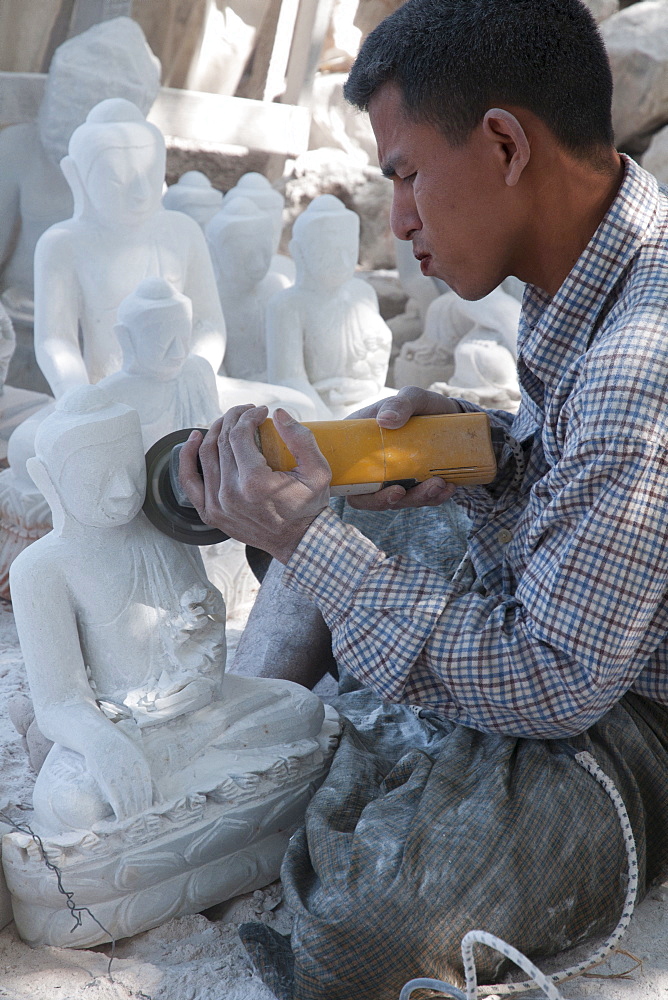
[482,109,530,187]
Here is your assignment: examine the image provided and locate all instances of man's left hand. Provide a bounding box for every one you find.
[178,405,331,564]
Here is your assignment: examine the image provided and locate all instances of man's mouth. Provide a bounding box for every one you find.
[415,251,432,275]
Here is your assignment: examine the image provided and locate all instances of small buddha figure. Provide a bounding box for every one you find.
[266,194,394,418]
[206,197,287,381]
[100,276,257,615]
[33,98,226,399]
[8,385,333,843]
[394,286,522,412]
[162,171,223,230]
[223,172,295,285]
[0,17,160,321]
[100,277,220,450]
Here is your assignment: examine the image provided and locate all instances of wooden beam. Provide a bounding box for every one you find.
[149,86,310,155]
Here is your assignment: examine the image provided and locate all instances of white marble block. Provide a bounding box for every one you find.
[3,385,339,947]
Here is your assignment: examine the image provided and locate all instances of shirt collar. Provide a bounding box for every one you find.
[519,155,661,389]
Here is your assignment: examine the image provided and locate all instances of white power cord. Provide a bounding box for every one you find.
[399,749,639,1000]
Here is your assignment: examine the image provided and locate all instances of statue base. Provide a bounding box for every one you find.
[2,705,340,947]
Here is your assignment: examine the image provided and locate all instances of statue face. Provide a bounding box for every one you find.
[235,231,273,286]
[84,141,164,226]
[127,322,190,378]
[298,223,358,289]
[57,430,146,527]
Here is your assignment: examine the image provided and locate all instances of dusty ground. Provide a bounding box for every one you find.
[0,599,666,1000]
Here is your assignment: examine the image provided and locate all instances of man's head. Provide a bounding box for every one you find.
[344,0,613,161]
[345,0,619,298]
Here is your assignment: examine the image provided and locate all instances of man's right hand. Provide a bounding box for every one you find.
[346,386,462,511]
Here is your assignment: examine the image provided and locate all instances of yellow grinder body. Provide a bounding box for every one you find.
[257,411,496,494]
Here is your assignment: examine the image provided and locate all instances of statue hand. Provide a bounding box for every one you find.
[85,724,153,822]
[178,405,331,564]
[346,385,461,511]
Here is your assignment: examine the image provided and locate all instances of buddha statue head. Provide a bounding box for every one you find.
[206,197,273,290]
[290,195,359,291]
[61,98,165,225]
[223,173,285,254]
[27,385,145,532]
[115,277,192,380]
[162,171,223,229]
[38,16,160,166]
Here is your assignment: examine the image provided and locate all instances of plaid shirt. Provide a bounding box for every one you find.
[283,155,668,738]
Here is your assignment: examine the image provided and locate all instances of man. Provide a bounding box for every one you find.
[179,0,668,997]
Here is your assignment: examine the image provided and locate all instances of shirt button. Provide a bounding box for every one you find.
[497,528,513,545]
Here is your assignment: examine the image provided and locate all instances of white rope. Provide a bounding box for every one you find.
[399,749,639,1000]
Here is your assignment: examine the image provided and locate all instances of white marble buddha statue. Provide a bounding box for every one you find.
[162,170,223,230]
[0,17,160,322]
[206,197,286,381]
[394,285,521,412]
[265,194,394,419]
[5,385,338,947]
[100,276,257,615]
[9,385,331,838]
[33,98,226,399]
[100,277,220,450]
[223,172,295,285]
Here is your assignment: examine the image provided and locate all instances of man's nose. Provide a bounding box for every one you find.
[390,184,422,241]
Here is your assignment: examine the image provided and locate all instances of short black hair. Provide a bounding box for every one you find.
[344,0,614,157]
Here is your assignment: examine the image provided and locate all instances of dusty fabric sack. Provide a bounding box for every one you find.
[244,687,668,1000]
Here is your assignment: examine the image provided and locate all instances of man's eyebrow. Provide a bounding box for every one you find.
[380,159,400,179]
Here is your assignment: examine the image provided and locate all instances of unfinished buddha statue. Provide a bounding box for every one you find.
[223,172,295,285]
[33,98,226,398]
[162,170,223,230]
[4,385,339,947]
[206,197,286,381]
[0,17,160,322]
[100,276,257,615]
[394,286,522,412]
[100,277,220,450]
[266,194,394,418]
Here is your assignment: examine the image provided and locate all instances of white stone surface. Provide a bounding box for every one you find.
[601,1,668,149]
[207,198,287,381]
[266,194,394,419]
[3,385,339,947]
[223,173,295,285]
[642,122,668,183]
[0,16,160,309]
[33,98,226,399]
[162,171,223,230]
[394,287,521,412]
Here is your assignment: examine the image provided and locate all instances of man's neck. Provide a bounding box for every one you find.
[515,149,624,298]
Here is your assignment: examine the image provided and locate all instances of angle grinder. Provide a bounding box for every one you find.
[142,411,497,546]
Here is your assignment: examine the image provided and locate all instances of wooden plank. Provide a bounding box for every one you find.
[149,87,310,155]
[283,0,334,106]
[0,73,310,156]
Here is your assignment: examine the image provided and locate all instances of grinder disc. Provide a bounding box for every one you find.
[143,428,228,546]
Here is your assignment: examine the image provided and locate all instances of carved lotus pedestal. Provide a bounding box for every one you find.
[2,705,340,948]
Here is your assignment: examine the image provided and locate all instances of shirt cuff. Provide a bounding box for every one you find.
[283,505,384,622]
